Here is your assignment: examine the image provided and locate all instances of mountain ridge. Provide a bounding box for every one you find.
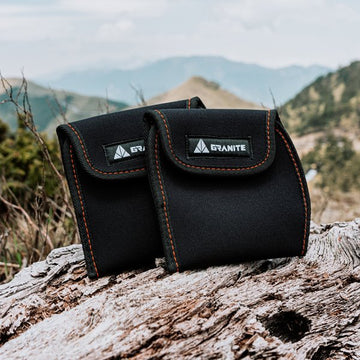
[36,56,331,107]
[0,79,128,134]
[281,60,360,154]
[281,61,360,135]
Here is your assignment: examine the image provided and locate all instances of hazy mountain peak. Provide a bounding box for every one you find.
[37,56,331,106]
[148,75,262,109]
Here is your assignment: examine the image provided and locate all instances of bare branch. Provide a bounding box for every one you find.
[105,88,110,114]
[130,82,147,106]
[49,88,69,124]
[0,73,76,224]
[269,87,278,110]
[0,261,20,269]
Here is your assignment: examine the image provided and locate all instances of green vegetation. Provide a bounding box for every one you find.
[281,61,360,135]
[280,60,360,221]
[302,134,360,192]
[0,116,61,200]
[0,114,76,283]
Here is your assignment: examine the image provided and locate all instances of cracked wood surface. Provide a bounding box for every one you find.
[0,219,360,360]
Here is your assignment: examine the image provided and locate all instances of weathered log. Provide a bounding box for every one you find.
[0,219,360,360]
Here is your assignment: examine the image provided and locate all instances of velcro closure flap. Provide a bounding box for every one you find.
[57,97,204,180]
[146,108,276,176]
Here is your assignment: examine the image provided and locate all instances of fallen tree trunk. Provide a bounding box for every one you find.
[0,219,360,360]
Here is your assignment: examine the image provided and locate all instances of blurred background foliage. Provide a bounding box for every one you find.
[302,134,360,192]
[0,115,61,201]
[0,110,76,283]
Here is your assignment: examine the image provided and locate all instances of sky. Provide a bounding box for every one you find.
[0,0,359,78]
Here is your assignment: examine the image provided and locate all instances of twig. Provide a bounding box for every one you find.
[0,261,20,268]
[0,194,53,249]
[130,83,147,106]
[0,73,75,221]
[49,88,69,123]
[269,87,278,110]
[105,88,110,114]
[0,195,37,230]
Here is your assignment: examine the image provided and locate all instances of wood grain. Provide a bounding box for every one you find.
[0,219,359,359]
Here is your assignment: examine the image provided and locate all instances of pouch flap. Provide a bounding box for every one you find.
[146,108,276,176]
[57,97,205,180]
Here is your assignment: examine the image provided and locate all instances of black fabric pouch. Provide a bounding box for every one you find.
[144,108,311,273]
[56,97,205,278]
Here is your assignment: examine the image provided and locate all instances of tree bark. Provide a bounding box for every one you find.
[0,219,360,360]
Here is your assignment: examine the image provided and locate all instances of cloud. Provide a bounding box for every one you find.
[96,20,135,41]
[0,15,75,41]
[0,0,168,42]
[57,0,167,17]
[214,0,359,31]
[0,0,359,77]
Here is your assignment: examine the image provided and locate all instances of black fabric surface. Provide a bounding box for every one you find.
[144,109,311,273]
[57,97,205,278]
[147,108,276,176]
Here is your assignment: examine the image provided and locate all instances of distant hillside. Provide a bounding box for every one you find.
[149,76,262,109]
[0,79,128,134]
[281,61,360,137]
[38,56,330,107]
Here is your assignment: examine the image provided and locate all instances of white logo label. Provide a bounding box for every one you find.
[114,145,130,159]
[194,139,209,153]
[210,144,247,152]
[189,137,250,157]
[130,145,145,153]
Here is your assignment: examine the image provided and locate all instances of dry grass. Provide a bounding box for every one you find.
[309,186,360,224]
[0,74,77,283]
[0,188,77,282]
[148,76,262,109]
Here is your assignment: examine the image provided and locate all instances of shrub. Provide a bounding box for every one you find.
[302,133,360,192]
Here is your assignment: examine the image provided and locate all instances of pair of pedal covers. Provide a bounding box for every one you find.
[57,97,311,278]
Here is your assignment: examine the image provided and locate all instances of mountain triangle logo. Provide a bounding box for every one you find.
[114,145,130,159]
[194,139,209,153]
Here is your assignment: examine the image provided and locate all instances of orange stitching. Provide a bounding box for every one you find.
[154,109,271,171]
[67,123,146,175]
[69,145,100,278]
[275,128,308,256]
[154,133,180,272]
[67,97,193,175]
